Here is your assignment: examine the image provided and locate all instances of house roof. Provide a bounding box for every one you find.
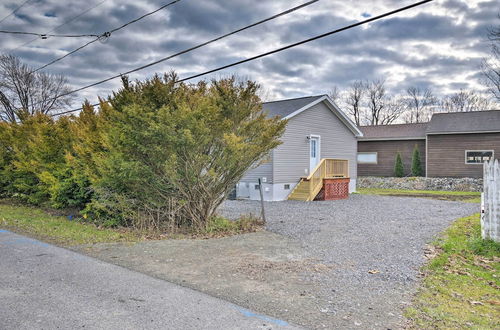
[262,95,325,118]
[426,110,500,134]
[359,123,428,140]
[262,95,363,137]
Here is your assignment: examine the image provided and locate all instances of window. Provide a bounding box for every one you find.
[284,184,290,190]
[465,150,493,164]
[254,184,260,190]
[357,152,378,164]
[310,139,316,157]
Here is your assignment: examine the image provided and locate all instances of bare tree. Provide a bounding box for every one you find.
[0,54,72,122]
[364,79,403,125]
[404,87,436,123]
[380,96,406,125]
[343,81,365,126]
[481,20,500,101]
[441,89,492,112]
[328,85,341,104]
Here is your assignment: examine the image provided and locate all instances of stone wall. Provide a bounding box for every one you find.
[357,176,483,192]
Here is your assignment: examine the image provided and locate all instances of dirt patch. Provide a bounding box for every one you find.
[78,232,342,329]
[77,196,478,329]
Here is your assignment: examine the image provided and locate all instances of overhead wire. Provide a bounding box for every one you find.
[51,0,320,98]
[51,0,434,116]
[11,0,108,51]
[0,29,100,38]
[33,0,183,72]
[0,0,31,25]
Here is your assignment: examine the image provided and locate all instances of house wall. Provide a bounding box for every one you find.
[272,102,358,193]
[427,132,500,178]
[240,153,273,183]
[358,139,426,177]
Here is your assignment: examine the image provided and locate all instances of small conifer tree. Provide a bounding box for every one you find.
[394,152,404,177]
[411,145,423,176]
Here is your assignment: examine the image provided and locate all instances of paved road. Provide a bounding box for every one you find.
[0,229,299,330]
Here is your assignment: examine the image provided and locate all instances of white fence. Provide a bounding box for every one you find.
[482,159,500,242]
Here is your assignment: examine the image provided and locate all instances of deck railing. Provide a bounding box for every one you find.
[294,158,349,201]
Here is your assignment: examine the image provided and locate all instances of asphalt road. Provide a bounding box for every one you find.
[0,229,299,330]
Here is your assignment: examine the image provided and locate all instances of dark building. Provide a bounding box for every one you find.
[358,123,427,177]
[357,111,500,178]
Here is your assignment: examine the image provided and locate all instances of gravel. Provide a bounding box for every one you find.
[220,194,478,328]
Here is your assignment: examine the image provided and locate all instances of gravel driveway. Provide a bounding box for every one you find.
[82,195,477,329]
[220,194,478,328]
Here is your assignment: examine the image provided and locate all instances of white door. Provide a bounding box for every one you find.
[309,136,320,172]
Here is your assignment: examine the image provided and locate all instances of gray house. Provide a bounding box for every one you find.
[236,95,363,201]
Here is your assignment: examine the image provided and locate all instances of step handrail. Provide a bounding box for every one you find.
[305,158,349,180]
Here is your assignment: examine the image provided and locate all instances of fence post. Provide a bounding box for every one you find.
[482,159,500,242]
[258,178,267,224]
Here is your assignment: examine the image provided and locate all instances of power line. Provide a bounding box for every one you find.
[0,29,100,38]
[0,0,31,25]
[11,0,108,51]
[34,0,183,72]
[52,0,434,117]
[51,0,320,96]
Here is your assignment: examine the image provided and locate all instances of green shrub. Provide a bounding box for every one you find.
[0,114,91,208]
[78,74,286,230]
[411,145,423,176]
[394,152,404,177]
[0,74,285,231]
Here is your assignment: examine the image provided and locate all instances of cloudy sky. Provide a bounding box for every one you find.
[0,0,498,109]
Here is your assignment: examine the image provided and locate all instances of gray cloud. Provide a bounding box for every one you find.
[0,0,497,110]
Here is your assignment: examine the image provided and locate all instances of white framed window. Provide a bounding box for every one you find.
[357,152,378,164]
[465,150,494,164]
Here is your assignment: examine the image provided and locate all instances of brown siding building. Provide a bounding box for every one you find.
[358,123,428,177]
[358,111,500,178]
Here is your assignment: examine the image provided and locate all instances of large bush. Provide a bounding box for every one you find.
[0,74,285,230]
[79,74,286,230]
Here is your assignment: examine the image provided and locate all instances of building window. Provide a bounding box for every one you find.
[357,152,378,164]
[465,150,494,164]
[310,139,317,157]
[284,184,290,190]
[254,184,260,190]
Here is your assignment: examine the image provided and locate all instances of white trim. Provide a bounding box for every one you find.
[427,130,500,135]
[283,95,363,137]
[464,150,494,165]
[309,134,321,172]
[425,135,428,178]
[357,152,378,164]
[359,137,426,141]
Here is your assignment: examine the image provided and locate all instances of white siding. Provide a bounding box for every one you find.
[273,102,358,184]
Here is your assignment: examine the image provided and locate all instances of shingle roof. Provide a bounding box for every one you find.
[427,110,500,134]
[359,123,428,140]
[262,95,325,118]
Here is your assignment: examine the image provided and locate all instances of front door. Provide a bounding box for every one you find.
[309,135,320,172]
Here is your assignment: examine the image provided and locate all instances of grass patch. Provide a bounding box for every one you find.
[0,200,263,244]
[405,214,500,329]
[204,215,263,236]
[358,188,481,203]
[0,200,139,246]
